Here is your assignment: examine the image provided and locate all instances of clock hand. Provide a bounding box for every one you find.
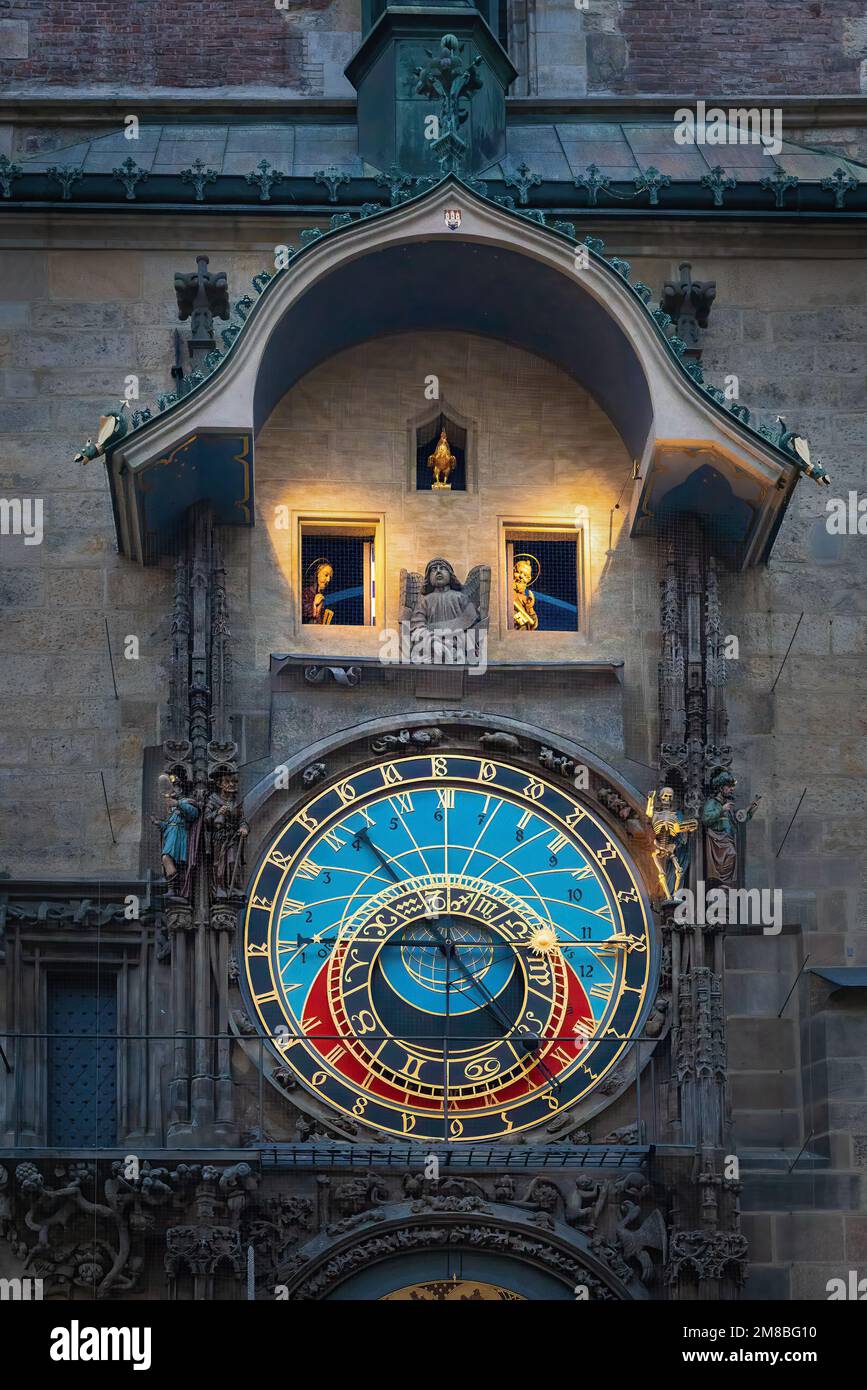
[355,830,503,1020]
[421,915,561,1091]
[423,914,514,1031]
[355,828,559,1090]
[355,826,401,884]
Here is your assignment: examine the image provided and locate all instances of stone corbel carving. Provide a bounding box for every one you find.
[303,664,362,687]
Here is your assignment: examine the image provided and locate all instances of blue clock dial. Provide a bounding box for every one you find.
[243,753,656,1141]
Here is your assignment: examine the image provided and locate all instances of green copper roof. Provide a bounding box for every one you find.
[11,118,867,189]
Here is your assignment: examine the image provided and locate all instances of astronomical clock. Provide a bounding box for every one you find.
[243,751,656,1141]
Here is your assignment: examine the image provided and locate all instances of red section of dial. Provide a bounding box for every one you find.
[300,943,593,1115]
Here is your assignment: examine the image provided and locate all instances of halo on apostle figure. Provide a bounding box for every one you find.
[304,556,334,586]
[513,552,541,585]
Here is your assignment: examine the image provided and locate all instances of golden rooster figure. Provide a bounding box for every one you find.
[427,427,457,489]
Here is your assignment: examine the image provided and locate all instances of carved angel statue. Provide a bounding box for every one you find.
[399,557,491,635]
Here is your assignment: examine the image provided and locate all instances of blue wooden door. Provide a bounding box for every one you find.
[47,976,117,1146]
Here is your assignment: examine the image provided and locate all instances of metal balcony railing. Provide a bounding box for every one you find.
[0,1029,669,1154]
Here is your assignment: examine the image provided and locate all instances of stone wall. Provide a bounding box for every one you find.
[2,218,865,908]
[1,211,866,1295]
[511,0,867,98]
[0,234,276,877]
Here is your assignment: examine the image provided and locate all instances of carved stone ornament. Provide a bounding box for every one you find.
[303,664,362,687]
[538,745,576,777]
[660,263,716,353]
[281,1217,622,1302]
[0,1159,258,1299]
[666,1229,748,1285]
[478,730,521,752]
[0,880,158,931]
[165,1224,243,1277]
[370,726,443,753]
[413,33,483,174]
[174,255,230,348]
[301,761,327,786]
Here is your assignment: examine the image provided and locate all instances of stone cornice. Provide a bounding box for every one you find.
[0,873,161,929]
[1,93,866,128]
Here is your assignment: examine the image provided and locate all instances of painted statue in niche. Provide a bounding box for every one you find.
[205,769,249,899]
[400,558,490,635]
[427,427,457,489]
[646,785,697,903]
[154,773,199,894]
[512,554,539,631]
[302,557,334,625]
[702,769,761,887]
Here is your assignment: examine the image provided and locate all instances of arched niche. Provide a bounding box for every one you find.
[108,177,803,569]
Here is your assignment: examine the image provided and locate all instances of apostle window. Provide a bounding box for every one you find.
[299,522,378,626]
[504,526,585,633]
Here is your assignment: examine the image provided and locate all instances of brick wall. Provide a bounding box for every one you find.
[615,0,867,97]
[0,0,359,97]
[1,0,866,97]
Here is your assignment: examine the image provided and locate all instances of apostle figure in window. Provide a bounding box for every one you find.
[512,555,539,631]
[302,558,334,624]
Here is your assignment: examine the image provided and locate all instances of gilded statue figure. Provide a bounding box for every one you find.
[302,558,334,625]
[512,555,539,631]
[702,770,760,887]
[427,428,457,489]
[646,786,697,903]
